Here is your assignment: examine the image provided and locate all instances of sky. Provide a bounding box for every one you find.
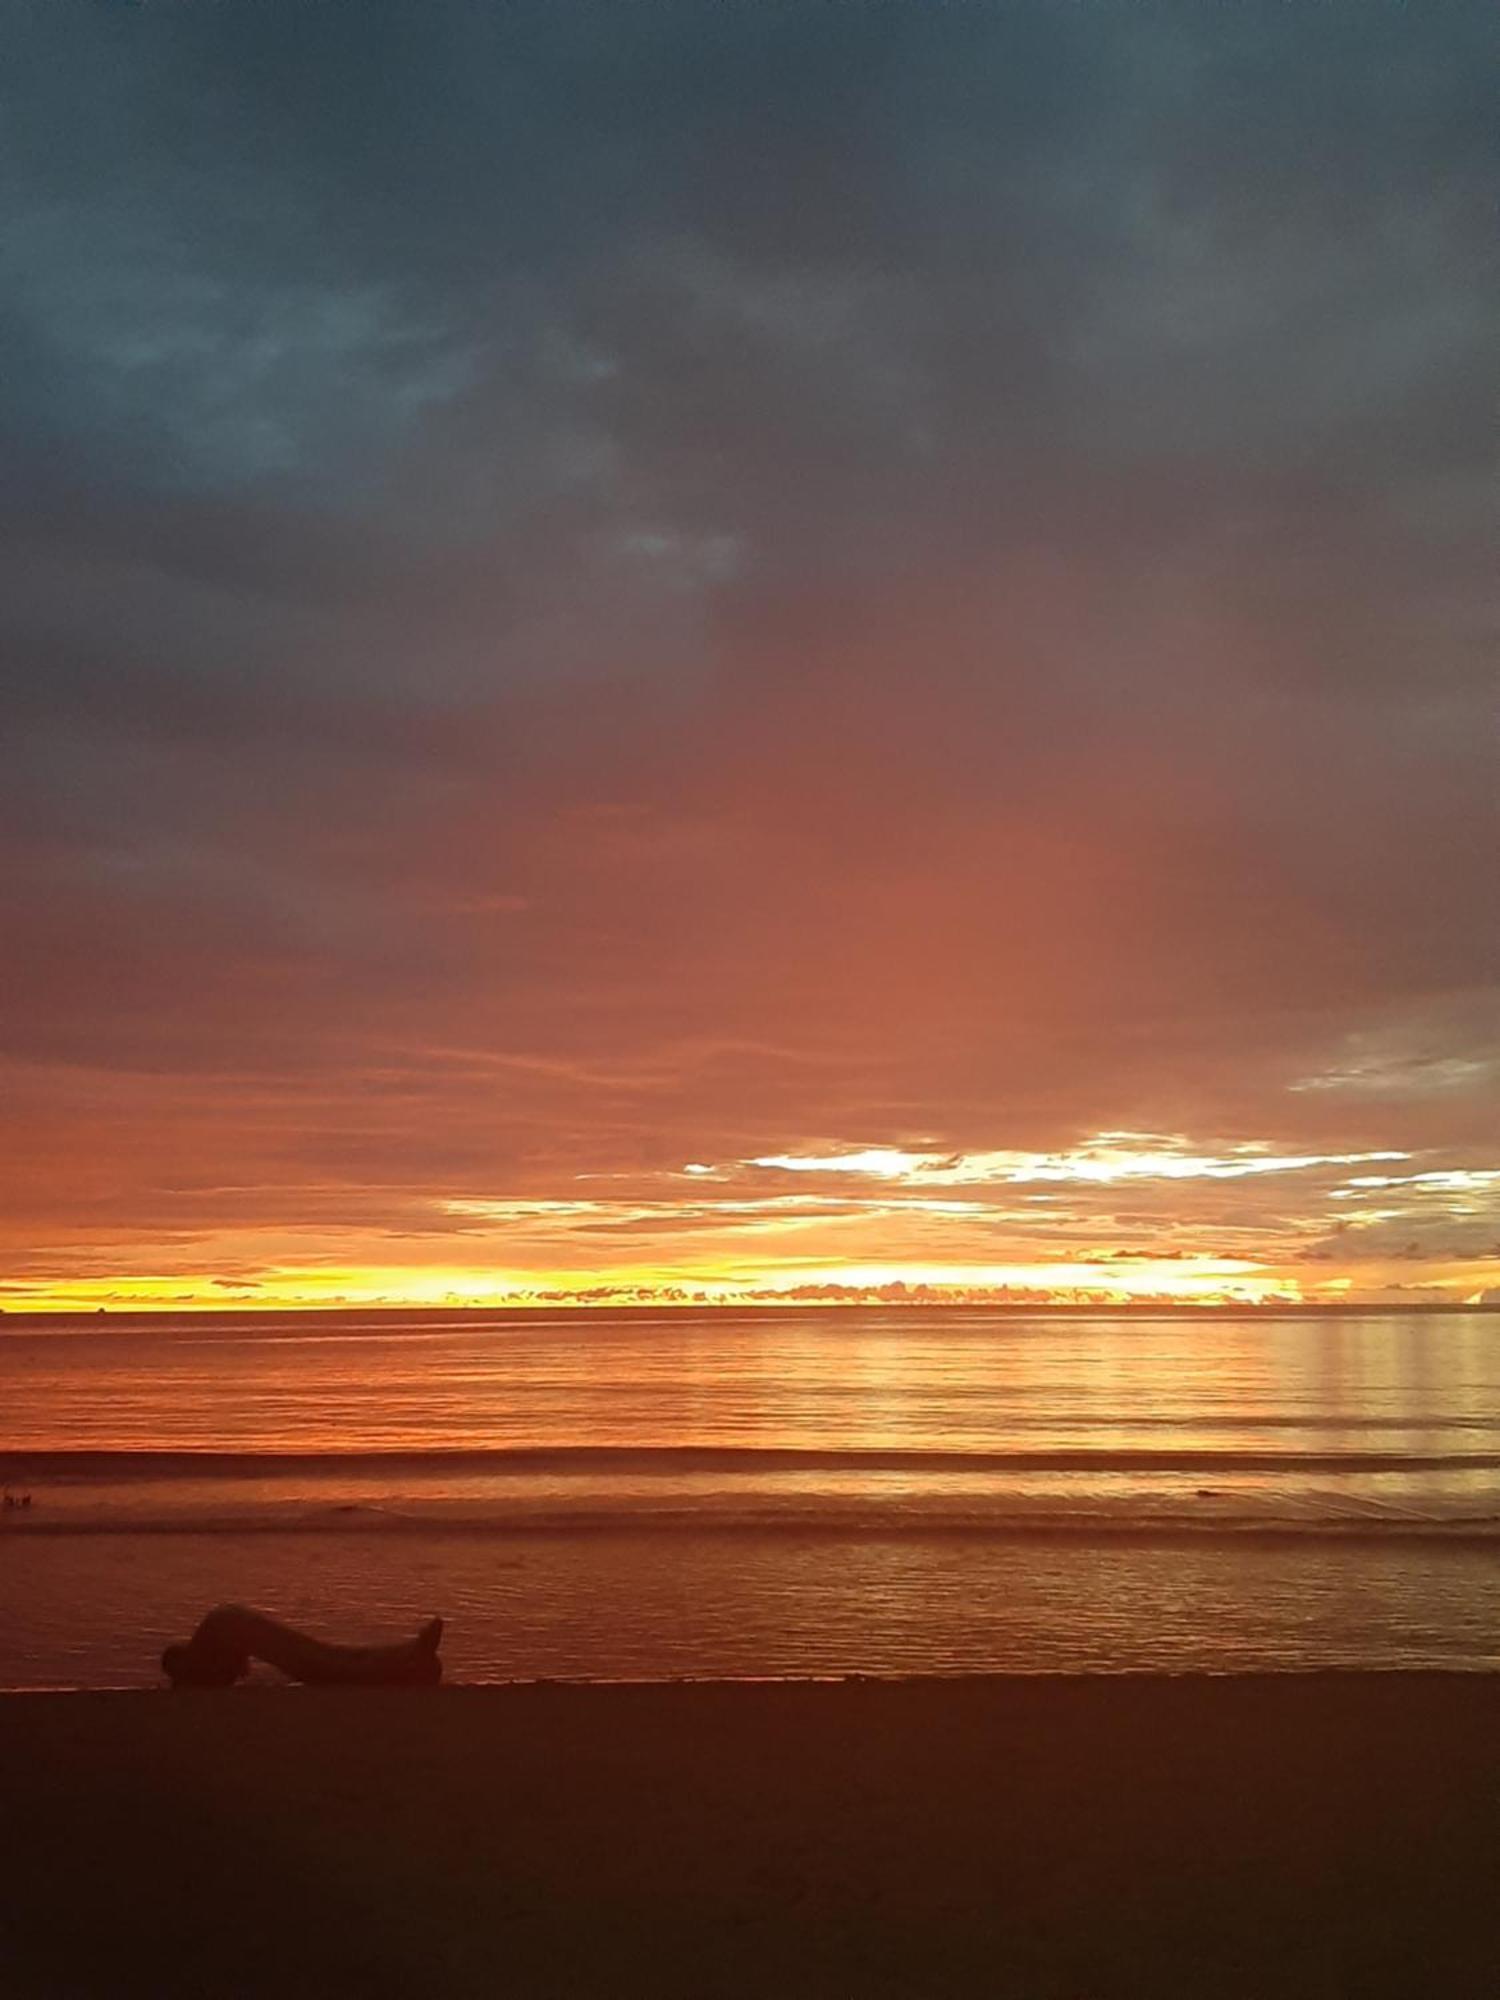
[1,0,1496,1310]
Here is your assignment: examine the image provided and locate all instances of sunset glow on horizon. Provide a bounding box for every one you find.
[7,1121,1497,1314]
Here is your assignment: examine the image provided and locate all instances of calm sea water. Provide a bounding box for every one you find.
[3,1307,1499,1686]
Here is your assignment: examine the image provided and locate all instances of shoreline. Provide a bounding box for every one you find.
[2,1661,1500,1692]
[5,1672,1498,1995]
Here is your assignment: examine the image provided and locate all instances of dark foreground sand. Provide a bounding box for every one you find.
[3,1675,1498,1998]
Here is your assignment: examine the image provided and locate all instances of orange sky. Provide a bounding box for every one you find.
[1,5,1496,1314]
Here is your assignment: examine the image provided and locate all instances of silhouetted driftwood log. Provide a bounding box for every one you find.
[162,1604,443,1687]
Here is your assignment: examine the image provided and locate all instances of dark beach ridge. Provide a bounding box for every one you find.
[3,1673,1498,1998]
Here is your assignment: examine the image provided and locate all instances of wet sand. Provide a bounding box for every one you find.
[3,1675,1498,1997]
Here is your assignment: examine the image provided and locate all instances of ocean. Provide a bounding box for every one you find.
[3,1307,1498,1687]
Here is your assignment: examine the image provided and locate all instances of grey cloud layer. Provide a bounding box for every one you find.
[2,1,1495,1249]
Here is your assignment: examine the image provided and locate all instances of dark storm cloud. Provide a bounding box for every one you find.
[1,1,1495,1283]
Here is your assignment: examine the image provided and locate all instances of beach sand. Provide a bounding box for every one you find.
[3,1675,1497,1997]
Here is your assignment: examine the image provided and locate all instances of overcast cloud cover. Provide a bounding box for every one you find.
[2,0,1496,1304]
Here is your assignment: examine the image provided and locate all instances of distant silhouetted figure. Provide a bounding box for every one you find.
[161,1604,443,1687]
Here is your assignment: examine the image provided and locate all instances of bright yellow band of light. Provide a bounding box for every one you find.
[2,1258,1312,1312]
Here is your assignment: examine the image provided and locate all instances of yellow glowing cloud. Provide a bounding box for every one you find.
[1336,1169,1500,1193]
[746,1136,1409,1186]
[752,1148,930,1179]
